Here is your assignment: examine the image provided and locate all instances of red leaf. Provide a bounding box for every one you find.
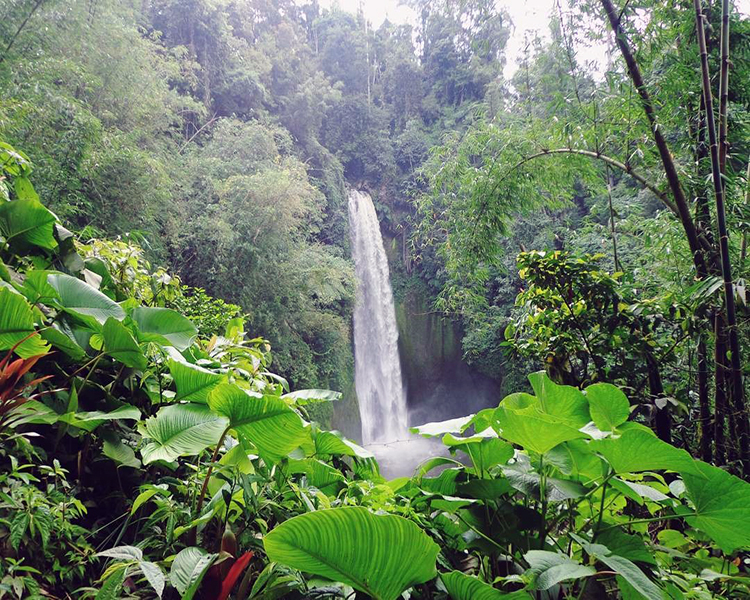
[215,552,253,600]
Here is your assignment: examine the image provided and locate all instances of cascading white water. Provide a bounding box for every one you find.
[348,189,408,444]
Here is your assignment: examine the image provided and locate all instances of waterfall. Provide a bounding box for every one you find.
[348,190,408,444]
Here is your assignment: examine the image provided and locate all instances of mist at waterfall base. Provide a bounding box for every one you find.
[348,190,497,477]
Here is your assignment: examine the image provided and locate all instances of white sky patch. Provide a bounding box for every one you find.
[318,0,750,79]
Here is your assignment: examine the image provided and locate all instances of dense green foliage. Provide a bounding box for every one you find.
[2,0,750,597]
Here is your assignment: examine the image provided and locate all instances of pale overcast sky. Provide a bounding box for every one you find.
[319,0,750,78]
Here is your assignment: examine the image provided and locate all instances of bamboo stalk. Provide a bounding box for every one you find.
[694,0,749,472]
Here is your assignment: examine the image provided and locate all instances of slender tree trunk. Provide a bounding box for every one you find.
[0,0,46,64]
[600,0,707,275]
[714,313,728,465]
[697,337,712,462]
[694,0,749,473]
[647,354,671,444]
[718,0,730,173]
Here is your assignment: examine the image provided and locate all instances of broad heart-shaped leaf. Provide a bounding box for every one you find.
[96,545,143,561]
[440,571,531,599]
[168,359,225,403]
[208,384,309,460]
[40,318,88,360]
[282,388,342,405]
[314,430,373,459]
[410,414,475,438]
[264,507,439,600]
[443,435,514,475]
[139,403,228,464]
[287,458,345,495]
[103,318,147,369]
[0,287,49,358]
[524,551,595,590]
[131,307,197,351]
[102,430,141,469]
[47,273,125,326]
[59,405,141,433]
[527,371,591,427]
[572,535,663,600]
[585,383,630,431]
[494,405,587,455]
[683,460,750,553]
[0,197,57,252]
[170,547,218,600]
[589,429,701,475]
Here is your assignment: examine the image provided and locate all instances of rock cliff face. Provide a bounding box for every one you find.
[394,284,501,427]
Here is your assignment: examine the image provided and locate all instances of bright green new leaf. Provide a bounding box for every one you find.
[139,403,228,464]
[0,287,49,357]
[103,318,146,369]
[208,384,309,460]
[287,458,345,494]
[102,430,141,469]
[443,435,514,475]
[168,359,225,403]
[59,405,141,432]
[441,571,530,599]
[585,383,630,431]
[48,273,125,326]
[315,430,373,458]
[527,371,590,427]
[264,506,439,600]
[282,388,342,405]
[683,460,750,553]
[170,547,218,600]
[589,429,700,475]
[494,405,587,454]
[410,415,475,438]
[524,551,595,590]
[131,307,197,350]
[0,197,57,251]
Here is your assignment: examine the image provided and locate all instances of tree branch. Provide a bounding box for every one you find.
[600,0,706,276]
[521,147,679,215]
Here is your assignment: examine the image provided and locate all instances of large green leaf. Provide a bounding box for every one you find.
[314,430,373,458]
[282,389,342,405]
[573,535,663,600]
[410,415,476,438]
[441,571,530,599]
[524,551,595,590]
[494,405,587,454]
[0,287,49,358]
[170,547,218,600]
[264,507,439,600]
[139,403,227,464]
[683,460,750,553]
[168,359,225,403]
[59,405,141,433]
[589,429,700,475]
[287,458,345,494]
[47,273,125,326]
[585,383,630,431]
[527,371,591,427]
[103,318,146,369]
[0,197,57,251]
[208,384,309,460]
[131,307,197,350]
[443,434,514,475]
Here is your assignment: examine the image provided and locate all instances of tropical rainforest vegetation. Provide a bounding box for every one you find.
[1,0,749,598]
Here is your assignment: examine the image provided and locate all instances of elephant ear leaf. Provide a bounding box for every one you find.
[441,571,531,599]
[0,287,49,358]
[139,403,227,464]
[207,383,309,460]
[682,460,750,554]
[170,547,218,600]
[264,506,439,600]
